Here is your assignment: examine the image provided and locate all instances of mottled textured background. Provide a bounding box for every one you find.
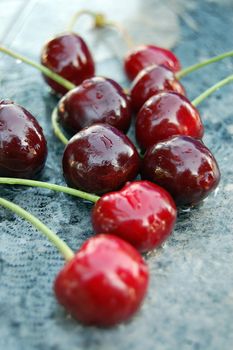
[0,1,233,349]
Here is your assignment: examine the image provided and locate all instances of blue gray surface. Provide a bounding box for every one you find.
[0,0,233,349]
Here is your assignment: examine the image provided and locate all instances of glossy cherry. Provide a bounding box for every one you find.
[141,136,220,206]
[124,45,181,81]
[62,123,140,194]
[41,33,95,95]
[0,100,47,178]
[58,77,131,134]
[92,181,177,252]
[130,65,185,112]
[54,234,149,326]
[136,92,204,151]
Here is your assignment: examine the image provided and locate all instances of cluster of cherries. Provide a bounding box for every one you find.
[0,11,224,327]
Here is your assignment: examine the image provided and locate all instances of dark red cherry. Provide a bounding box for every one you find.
[0,100,47,179]
[141,136,220,206]
[124,45,181,81]
[92,181,177,252]
[41,33,95,95]
[62,123,140,194]
[136,92,204,151]
[54,234,149,326]
[58,77,131,134]
[130,65,185,112]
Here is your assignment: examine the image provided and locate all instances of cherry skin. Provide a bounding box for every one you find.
[62,123,140,194]
[141,136,220,206]
[58,77,131,135]
[124,45,181,81]
[92,181,177,252]
[41,33,95,95]
[54,234,149,327]
[0,100,47,178]
[130,65,185,112]
[136,92,204,151]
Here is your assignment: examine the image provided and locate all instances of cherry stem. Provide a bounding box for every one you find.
[0,178,100,203]
[176,50,233,79]
[52,107,69,145]
[192,74,233,107]
[67,9,105,31]
[0,197,75,262]
[67,9,134,48]
[0,45,75,91]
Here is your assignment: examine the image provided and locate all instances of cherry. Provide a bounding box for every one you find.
[0,100,47,179]
[136,92,204,151]
[124,45,181,81]
[41,33,95,95]
[62,123,140,194]
[54,234,149,326]
[130,65,185,112]
[58,77,131,135]
[92,181,177,252]
[141,136,220,206]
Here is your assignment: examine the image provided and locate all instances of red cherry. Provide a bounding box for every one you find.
[124,45,181,81]
[141,136,220,206]
[136,92,204,151]
[62,123,140,194]
[54,234,149,326]
[130,65,185,112]
[58,77,131,134]
[41,33,95,95]
[0,100,47,178]
[92,181,177,252]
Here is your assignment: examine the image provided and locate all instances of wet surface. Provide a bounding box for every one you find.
[0,0,233,349]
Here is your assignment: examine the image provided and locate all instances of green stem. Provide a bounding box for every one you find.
[67,9,102,32]
[0,197,74,261]
[51,107,69,145]
[192,74,233,107]
[0,45,75,91]
[0,178,100,203]
[67,9,134,48]
[176,50,233,79]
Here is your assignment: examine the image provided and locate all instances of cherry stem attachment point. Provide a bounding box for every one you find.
[67,9,105,31]
[67,9,134,49]
[192,74,233,107]
[0,45,75,91]
[0,197,75,262]
[0,178,100,203]
[176,50,233,79]
[52,107,69,145]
